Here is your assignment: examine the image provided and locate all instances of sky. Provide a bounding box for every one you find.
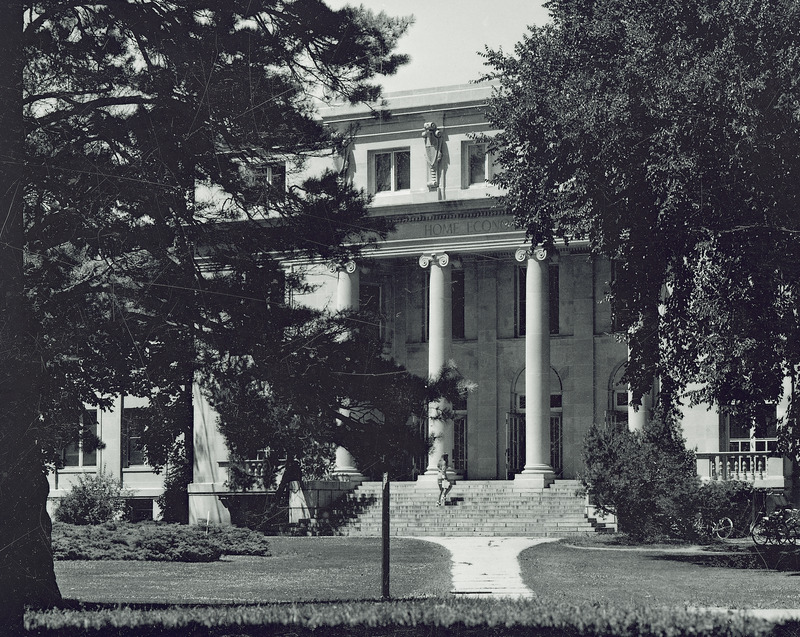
[327,0,551,94]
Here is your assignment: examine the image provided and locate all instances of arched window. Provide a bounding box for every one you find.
[507,367,563,477]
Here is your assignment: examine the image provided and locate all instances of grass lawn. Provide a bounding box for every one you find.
[54,535,800,610]
[521,539,800,610]
[54,537,452,604]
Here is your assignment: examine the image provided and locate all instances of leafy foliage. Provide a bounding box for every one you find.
[54,473,131,525]
[483,0,800,448]
[2,0,413,618]
[582,408,701,542]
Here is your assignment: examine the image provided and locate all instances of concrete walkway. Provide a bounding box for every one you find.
[412,536,800,623]
[412,536,559,598]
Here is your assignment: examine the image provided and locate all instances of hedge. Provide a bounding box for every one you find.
[52,522,271,562]
[26,598,779,636]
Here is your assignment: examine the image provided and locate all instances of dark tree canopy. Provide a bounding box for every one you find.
[1,0,418,625]
[483,0,800,454]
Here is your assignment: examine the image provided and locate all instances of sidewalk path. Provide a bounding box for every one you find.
[412,536,558,598]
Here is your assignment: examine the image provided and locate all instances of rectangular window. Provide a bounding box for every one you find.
[242,162,286,197]
[268,163,286,194]
[516,264,559,337]
[359,283,383,341]
[453,414,467,474]
[61,409,98,468]
[452,269,465,340]
[123,407,148,467]
[728,405,778,454]
[374,150,410,193]
[466,143,489,186]
[420,269,429,343]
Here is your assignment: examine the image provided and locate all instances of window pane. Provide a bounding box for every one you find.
[755,405,778,438]
[269,164,286,193]
[375,153,391,192]
[516,266,526,337]
[359,283,382,341]
[549,264,559,334]
[123,407,148,467]
[728,413,750,439]
[82,410,98,466]
[452,269,465,339]
[394,151,410,190]
[468,144,486,184]
[62,441,80,467]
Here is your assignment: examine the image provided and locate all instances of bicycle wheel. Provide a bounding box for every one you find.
[774,521,792,545]
[751,520,769,545]
[712,517,734,540]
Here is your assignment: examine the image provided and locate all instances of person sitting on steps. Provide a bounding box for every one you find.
[437,453,453,506]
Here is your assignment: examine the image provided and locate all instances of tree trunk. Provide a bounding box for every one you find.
[0,0,62,630]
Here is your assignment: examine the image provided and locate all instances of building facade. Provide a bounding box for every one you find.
[47,84,794,522]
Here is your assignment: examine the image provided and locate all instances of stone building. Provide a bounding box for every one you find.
[47,83,793,523]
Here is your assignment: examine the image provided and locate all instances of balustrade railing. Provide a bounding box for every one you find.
[696,451,776,482]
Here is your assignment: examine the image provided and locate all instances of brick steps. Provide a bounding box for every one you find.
[335,479,605,537]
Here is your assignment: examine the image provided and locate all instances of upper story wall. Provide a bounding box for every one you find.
[319,84,503,210]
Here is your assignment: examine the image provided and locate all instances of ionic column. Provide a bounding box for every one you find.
[329,261,364,481]
[419,252,453,478]
[515,246,555,487]
[626,346,650,432]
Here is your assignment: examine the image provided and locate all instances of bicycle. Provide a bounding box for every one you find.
[751,507,800,546]
[695,513,734,540]
[750,489,800,546]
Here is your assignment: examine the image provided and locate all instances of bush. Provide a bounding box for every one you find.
[697,480,754,536]
[156,458,191,524]
[27,598,776,636]
[582,407,701,542]
[55,472,131,525]
[52,521,270,561]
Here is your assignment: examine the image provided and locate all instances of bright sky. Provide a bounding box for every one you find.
[327,0,551,94]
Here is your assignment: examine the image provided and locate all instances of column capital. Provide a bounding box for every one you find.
[419,252,450,269]
[515,246,548,263]
[328,259,357,274]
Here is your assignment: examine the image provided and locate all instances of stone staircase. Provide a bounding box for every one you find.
[334,479,611,537]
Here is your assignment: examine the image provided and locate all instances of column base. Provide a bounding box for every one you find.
[417,470,462,482]
[331,469,366,483]
[514,467,555,489]
[417,471,440,483]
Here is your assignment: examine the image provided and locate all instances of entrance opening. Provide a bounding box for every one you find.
[507,367,563,477]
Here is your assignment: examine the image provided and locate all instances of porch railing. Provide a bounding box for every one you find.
[696,451,783,484]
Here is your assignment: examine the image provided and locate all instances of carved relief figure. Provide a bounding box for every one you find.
[422,121,443,189]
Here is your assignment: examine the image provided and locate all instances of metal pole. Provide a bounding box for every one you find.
[381,471,390,599]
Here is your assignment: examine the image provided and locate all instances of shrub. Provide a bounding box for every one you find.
[204,525,272,556]
[54,472,131,525]
[52,521,270,561]
[698,480,754,536]
[582,406,701,542]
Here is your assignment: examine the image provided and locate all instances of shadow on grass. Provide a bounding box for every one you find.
[650,547,800,573]
[58,596,437,612]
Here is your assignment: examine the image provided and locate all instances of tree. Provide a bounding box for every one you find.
[1,1,412,628]
[483,0,800,450]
